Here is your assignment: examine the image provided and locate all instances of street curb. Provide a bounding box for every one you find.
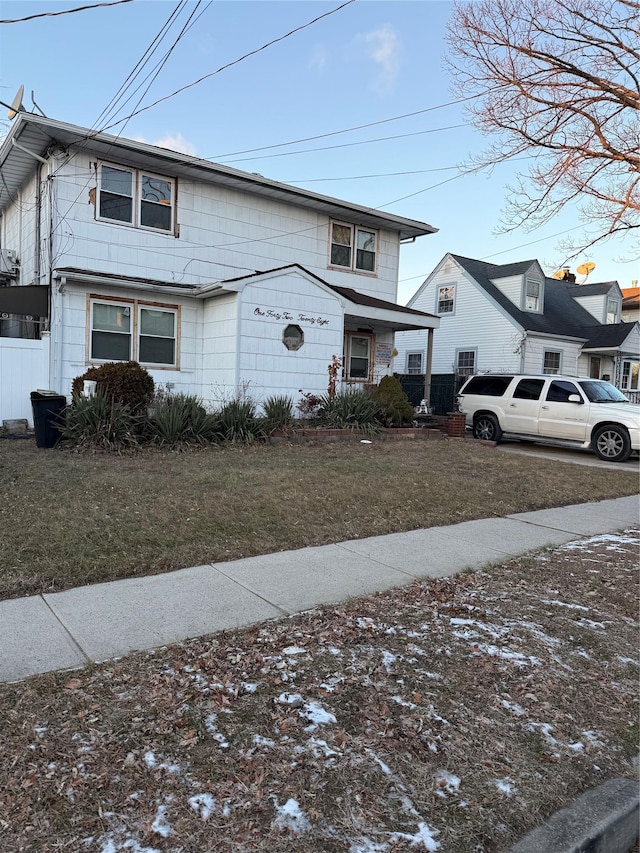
[510,776,639,853]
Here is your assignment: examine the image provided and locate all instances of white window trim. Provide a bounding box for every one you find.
[96,162,176,235]
[88,295,180,369]
[344,331,373,382]
[329,221,378,275]
[436,284,456,315]
[406,352,423,374]
[543,349,562,374]
[605,297,619,324]
[621,359,639,391]
[523,276,544,313]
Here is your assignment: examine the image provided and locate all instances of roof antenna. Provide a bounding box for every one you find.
[30,91,47,117]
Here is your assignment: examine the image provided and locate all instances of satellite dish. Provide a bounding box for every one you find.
[551,270,565,280]
[7,85,24,120]
[576,261,596,275]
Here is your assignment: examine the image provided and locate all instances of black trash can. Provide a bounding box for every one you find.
[30,391,67,448]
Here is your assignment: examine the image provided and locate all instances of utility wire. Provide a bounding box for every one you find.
[93,0,189,130]
[1,0,132,24]
[101,0,357,131]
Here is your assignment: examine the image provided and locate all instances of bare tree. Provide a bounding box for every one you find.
[446,0,640,259]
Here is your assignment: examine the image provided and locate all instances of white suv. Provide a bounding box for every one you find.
[457,374,640,463]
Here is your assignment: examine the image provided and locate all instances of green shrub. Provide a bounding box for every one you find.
[72,362,155,412]
[149,393,217,446]
[214,399,265,444]
[318,388,381,435]
[262,394,295,432]
[374,375,415,426]
[59,389,141,451]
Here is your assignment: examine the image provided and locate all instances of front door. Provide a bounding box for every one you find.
[590,357,601,379]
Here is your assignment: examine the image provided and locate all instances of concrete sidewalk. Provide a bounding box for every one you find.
[2,495,638,683]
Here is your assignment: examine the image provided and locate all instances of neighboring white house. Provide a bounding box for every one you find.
[0,113,440,425]
[394,254,640,407]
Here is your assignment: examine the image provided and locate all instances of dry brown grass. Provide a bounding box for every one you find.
[1,530,638,852]
[0,437,637,599]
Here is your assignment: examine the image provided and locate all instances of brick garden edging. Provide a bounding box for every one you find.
[267,413,469,444]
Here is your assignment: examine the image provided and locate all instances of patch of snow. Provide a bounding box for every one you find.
[434,770,461,798]
[308,737,340,757]
[473,643,540,667]
[541,599,589,611]
[582,730,604,747]
[204,713,229,748]
[617,656,638,665]
[100,838,161,853]
[241,681,259,692]
[575,619,608,630]
[500,699,526,717]
[390,822,441,850]
[143,751,157,769]
[252,734,276,748]
[302,701,337,729]
[381,650,397,671]
[282,646,307,655]
[392,695,417,709]
[277,691,304,705]
[188,793,215,820]
[568,742,584,752]
[151,804,172,838]
[272,798,311,835]
[494,778,516,795]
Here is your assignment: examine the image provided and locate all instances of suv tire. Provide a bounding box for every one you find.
[592,425,632,463]
[473,413,502,443]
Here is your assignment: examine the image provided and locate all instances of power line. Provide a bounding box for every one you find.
[220,124,467,164]
[101,0,357,131]
[1,0,133,24]
[93,0,190,130]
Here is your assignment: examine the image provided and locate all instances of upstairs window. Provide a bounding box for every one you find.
[97,163,175,233]
[330,222,377,273]
[525,277,541,311]
[437,285,455,314]
[606,297,619,324]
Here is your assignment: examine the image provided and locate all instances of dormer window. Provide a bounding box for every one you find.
[525,276,541,311]
[606,297,619,324]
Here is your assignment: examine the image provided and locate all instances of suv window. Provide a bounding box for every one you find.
[546,380,580,403]
[461,376,513,396]
[513,378,544,400]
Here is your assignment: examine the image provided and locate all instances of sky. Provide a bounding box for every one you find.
[0,0,636,304]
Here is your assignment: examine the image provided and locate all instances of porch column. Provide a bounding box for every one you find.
[423,327,434,407]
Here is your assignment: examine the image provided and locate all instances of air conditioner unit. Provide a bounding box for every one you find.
[0,249,19,278]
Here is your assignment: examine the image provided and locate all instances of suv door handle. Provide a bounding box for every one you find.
[541,405,549,410]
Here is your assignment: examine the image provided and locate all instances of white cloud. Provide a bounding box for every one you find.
[133,133,198,156]
[361,25,400,95]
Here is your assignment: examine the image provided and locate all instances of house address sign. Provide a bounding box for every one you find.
[253,306,329,327]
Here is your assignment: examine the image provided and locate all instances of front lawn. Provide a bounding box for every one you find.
[0,437,637,599]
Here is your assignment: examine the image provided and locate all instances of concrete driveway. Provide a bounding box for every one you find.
[496,439,640,471]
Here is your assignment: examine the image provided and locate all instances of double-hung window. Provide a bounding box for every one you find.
[543,350,561,374]
[437,285,455,314]
[456,349,476,376]
[330,222,377,273]
[525,277,541,311]
[90,298,178,367]
[97,163,175,233]
[407,352,423,374]
[606,298,618,324]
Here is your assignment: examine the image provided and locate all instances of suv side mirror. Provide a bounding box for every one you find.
[568,394,583,404]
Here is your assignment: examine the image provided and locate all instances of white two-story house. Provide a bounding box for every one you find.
[0,113,440,424]
[394,254,640,409]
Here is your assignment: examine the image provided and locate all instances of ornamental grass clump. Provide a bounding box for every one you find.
[318,388,381,435]
[262,394,295,433]
[148,392,218,447]
[215,398,265,444]
[59,388,141,451]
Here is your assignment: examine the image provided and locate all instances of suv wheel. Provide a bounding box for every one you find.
[592,425,631,463]
[473,414,502,443]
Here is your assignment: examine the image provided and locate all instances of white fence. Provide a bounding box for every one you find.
[0,335,51,427]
